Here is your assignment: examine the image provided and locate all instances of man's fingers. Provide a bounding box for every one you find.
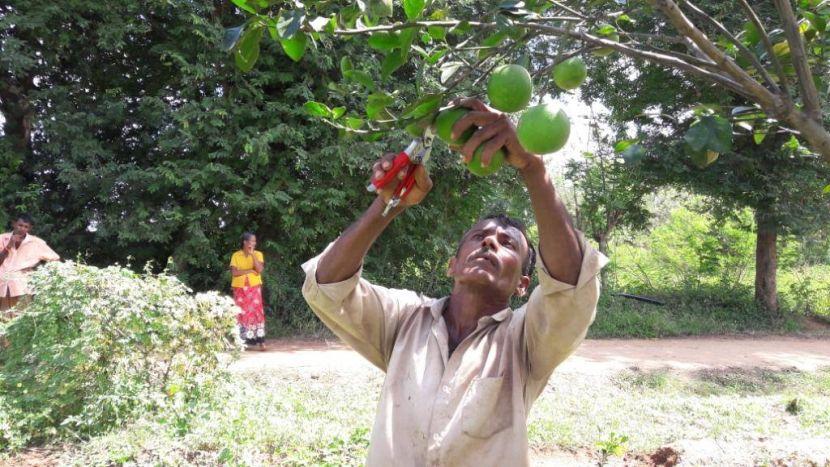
[412,165,433,192]
[460,120,505,162]
[453,97,491,112]
[451,111,500,140]
[477,134,508,167]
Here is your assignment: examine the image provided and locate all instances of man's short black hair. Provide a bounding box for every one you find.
[456,213,537,277]
[14,213,34,225]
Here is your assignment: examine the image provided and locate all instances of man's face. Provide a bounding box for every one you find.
[244,235,257,250]
[11,220,32,238]
[447,220,530,298]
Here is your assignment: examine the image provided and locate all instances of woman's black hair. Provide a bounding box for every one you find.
[240,232,256,249]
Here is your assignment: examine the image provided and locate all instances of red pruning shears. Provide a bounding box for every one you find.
[367,127,435,216]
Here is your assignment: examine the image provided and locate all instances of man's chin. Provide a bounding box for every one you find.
[454,268,497,285]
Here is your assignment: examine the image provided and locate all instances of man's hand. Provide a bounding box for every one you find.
[450,98,542,173]
[6,234,22,251]
[371,152,433,208]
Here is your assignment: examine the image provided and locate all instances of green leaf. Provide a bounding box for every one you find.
[823,184,830,194]
[613,139,636,153]
[340,56,354,74]
[309,16,331,32]
[231,0,257,14]
[403,0,427,20]
[331,107,346,120]
[783,135,801,150]
[381,50,406,79]
[596,23,617,36]
[234,25,264,73]
[277,10,305,39]
[616,14,634,25]
[281,33,307,62]
[304,101,332,118]
[345,117,365,130]
[401,94,442,119]
[368,32,400,51]
[427,48,449,64]
[223,25,245,52]
[683,115,732,153]
[366,93,395,120]
[399,27,418,57]
[440,61,463,84]
[344,70,375,90]
[427,26,447,41]
[742,22,761,46]
[753,129,767,145]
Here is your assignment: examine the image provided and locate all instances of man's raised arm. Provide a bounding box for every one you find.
[315,154,433,284]
[452,98,607,393]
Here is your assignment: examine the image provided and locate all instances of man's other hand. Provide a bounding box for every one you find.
[371,153,433,208]
[451,98,542,173]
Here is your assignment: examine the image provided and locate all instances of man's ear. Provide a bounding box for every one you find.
[513,274,531,298]
[446,257,456,277]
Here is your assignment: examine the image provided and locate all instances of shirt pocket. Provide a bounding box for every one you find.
[461,376,513,439]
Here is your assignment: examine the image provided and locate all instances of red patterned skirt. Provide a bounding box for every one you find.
[232,284,266,344]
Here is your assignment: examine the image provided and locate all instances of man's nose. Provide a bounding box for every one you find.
[481,234,498,251]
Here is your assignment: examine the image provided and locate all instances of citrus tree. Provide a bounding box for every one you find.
[223,0,830,170]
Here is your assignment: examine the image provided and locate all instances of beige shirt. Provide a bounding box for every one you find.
[301,234,607,467]
[0,233,60,297]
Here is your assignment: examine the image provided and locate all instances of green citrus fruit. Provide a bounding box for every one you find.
[517,103,570,154]
[466,146,505,177]
[552,57,587,90]
[487,64,533,113]
[435,107,474,145]
[592,23,620,57]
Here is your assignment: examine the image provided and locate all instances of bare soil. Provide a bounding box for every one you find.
[233,335,830,375]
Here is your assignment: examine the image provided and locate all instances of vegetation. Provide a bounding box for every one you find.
[8,364,827,465]
[0,262,242,450]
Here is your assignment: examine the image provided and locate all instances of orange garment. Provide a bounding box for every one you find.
[0,233,60,297]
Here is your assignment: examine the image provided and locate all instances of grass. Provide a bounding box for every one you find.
[30,364,829,466]
[588,289,810,338]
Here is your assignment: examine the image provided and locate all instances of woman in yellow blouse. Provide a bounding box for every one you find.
[230,232,266,350]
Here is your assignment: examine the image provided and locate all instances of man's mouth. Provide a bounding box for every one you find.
[470,250,498,269]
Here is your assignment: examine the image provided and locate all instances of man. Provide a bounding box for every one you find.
[0,213,60,313]
[301,99,607,466]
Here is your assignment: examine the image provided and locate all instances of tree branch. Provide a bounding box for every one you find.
[649,0,779,110]
[772,0,822,121]
[680,0,779,92]
[523,22,752,98]
[736,0,791,98]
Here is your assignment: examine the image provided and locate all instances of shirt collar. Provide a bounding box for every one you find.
[428,297,513,324]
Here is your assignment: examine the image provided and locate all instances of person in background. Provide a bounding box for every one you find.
[0,213,60,316]
[230,232,267,350]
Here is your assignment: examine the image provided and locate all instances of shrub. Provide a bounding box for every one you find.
[0,261,243,450]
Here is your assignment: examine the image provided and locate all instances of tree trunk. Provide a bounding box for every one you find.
[754,217,778,313]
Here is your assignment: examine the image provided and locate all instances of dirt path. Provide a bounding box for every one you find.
[232,336,830,374]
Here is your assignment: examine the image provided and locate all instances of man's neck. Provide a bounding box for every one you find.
[444,285,509,353]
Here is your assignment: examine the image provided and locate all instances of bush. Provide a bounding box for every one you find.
[0,261,243,450]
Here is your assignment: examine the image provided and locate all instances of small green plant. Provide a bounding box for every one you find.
[596,431,629,466]
[0,261,243,450]
[785,398,802,415]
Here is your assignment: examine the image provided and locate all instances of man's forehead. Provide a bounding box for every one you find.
[466,219,526,242]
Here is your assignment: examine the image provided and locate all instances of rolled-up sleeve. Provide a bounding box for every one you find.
[301,243,428,372]
[521,233,608,399]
